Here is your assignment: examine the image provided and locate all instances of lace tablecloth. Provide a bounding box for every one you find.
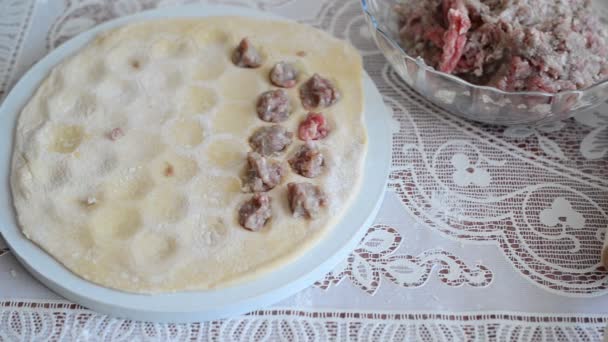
[2,0,608,340]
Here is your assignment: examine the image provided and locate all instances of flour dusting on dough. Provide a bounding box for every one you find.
[10,18,366,293]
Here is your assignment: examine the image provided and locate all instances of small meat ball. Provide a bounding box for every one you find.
[256,89,291,123]
[299,73,340,109]
[107,127,124,141]
[270,62,298,88]
[238,193,272,231]
[249,125,293,156]
[243,152,283,192]
[232,38,262,68]
[289,142,324,178]
[287,182,327,219]
[298,113,329,141]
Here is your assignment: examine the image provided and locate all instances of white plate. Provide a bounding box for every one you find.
[0,5,391,323]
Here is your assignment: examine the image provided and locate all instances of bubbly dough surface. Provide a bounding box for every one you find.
[11,17,366,293]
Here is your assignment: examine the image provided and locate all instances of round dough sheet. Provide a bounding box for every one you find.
[10,17,366,293]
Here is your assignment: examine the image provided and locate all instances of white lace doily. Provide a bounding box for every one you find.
[1,0,608,340]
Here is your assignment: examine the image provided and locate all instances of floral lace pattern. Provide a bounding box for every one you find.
[315,225,493,294]
[1,301,606,342]
[385,63,608,294]
[1,0,608,338]
[502,122,568,160]
[0,0,35,99]
[339,0,608,293]
[576,109,608,160]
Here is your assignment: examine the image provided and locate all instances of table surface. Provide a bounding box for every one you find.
[1,0,608,341]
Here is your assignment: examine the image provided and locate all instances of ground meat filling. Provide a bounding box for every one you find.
[289,142,324,178]
[107,127,124,141]
[299,74,340,109]
[249,125,293,156]
[270,62,298,88]
[243,152,283,192]
[287,182,328,219]
[256,89,291,122]
[232,38,262,68]
[439,0,472,73]
[395,0,608,92]
[238,193,272,231]
[298,113,330,141]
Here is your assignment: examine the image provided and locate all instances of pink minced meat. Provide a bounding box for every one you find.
[395,0,608,92]
[289,142,324,178]
[439,0,472,73]
[299,74,340,109]
[243,152,284,193]
[287,182,328,219]
[298,113,330,141]
[238,193,272,231]
[232,38,262,68]
[107,127,124,141]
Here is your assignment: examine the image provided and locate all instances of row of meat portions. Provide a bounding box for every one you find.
[232,38,339,231]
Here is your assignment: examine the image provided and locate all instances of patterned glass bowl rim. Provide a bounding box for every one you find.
[360,0,608,98]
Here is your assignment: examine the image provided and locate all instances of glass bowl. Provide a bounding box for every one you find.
[361,0,608,126]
